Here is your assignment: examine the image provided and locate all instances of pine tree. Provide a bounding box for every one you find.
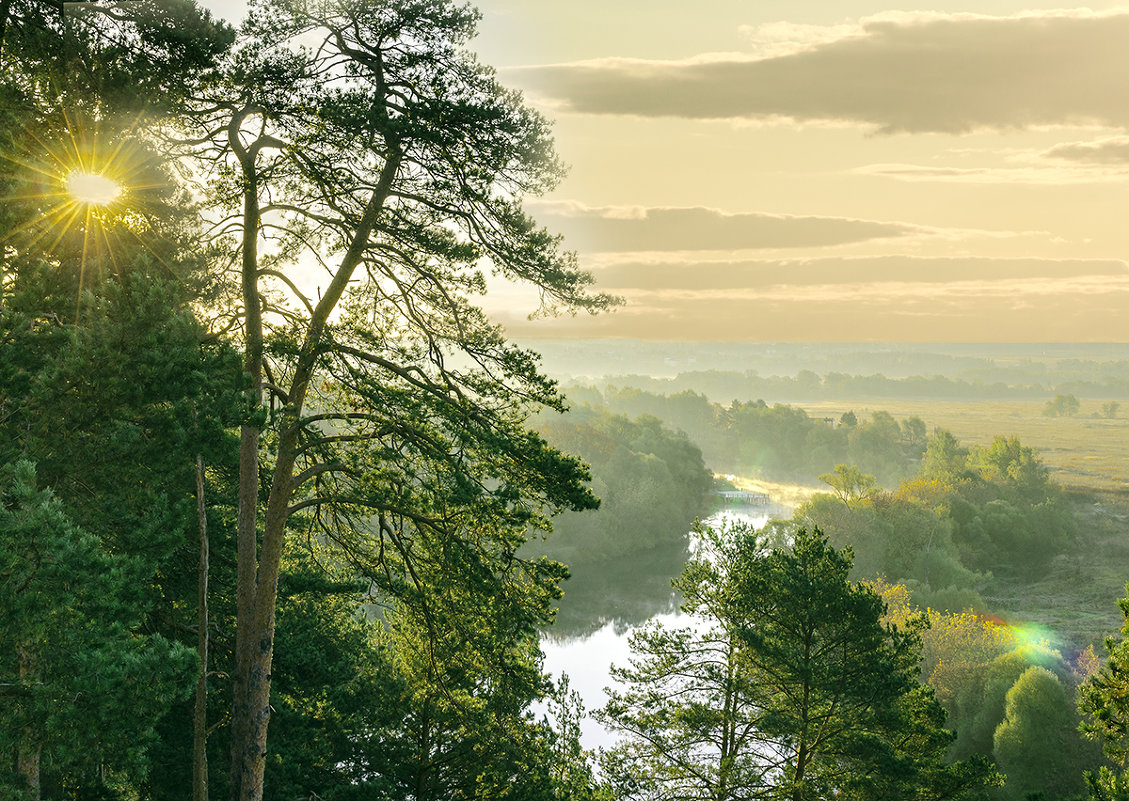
[601,524,999,801]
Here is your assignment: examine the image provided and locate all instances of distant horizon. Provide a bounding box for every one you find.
[510,339,1129,382]
[517,338,1129,346]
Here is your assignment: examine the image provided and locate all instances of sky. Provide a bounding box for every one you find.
[202,0,1129,342]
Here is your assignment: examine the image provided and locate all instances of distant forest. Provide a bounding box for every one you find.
[563,384,928,485]
[575,367,1129,402]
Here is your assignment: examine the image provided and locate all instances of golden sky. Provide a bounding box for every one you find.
[200,0,1129,341]
[470,1,1129,341]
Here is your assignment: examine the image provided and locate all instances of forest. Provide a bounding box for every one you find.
[3,1,1129,800]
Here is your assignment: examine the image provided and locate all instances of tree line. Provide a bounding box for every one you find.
[574,369,1129,404]
[569,385,928,485]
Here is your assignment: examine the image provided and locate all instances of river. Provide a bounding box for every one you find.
[539,505,785,750]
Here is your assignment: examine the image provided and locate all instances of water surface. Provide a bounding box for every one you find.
[542,507,778,749]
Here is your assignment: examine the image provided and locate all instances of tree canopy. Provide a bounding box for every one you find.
[601,524,998,801]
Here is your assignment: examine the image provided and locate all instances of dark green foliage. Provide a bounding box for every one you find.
[1080,586,1129,798]
[0,272,244,799]
[254,545,603,801]
[601,524,999,801]
[731,527,996,801]
[0,0,232,113]
[0,461,196,797]
[534,408,713,564]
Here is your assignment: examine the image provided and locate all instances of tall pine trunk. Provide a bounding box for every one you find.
[16,646,40,801]
[226,109,401,801]
[229,109,266,801]
[194,455,210,801]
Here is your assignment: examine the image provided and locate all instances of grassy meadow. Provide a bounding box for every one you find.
[787,398,1129,650]
[800,398,1129,495]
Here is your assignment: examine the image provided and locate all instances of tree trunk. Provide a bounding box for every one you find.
[193,455,209,801]
[226,112,401,800]
[16,646,40,801]
[229,109,266,801]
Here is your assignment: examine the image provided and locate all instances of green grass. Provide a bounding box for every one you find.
[800,398,1129,494]
[798,398,1129,651]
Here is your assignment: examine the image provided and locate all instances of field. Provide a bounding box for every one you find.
[775,398,1129,649]
[799,398,1129,495]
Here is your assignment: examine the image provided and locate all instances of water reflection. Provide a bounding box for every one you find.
[542,508,774,750]
[548,537,688,639]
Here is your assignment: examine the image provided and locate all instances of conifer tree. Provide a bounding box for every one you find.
[601,524,998,801]
[176,2,615,796]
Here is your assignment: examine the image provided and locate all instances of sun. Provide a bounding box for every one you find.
[66,170,123,206]
[0,110,181,318]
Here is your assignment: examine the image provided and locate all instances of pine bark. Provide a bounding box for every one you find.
[16,646,40,801]
[226,116,402,799]
[229,106,266,801]
[193,454,210,801]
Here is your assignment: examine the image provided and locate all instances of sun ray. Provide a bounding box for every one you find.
[0,101,192,313]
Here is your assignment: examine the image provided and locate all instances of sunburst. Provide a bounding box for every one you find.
[1,108,179,316]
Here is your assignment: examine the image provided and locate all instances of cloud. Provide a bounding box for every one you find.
[496,261,1129,341]
[1043,136,1129,164]
[589,256,1129,291]
[516,10,1129,133]
[736,21,861,59]
[854,162,1129,184]
[532,202,922,252]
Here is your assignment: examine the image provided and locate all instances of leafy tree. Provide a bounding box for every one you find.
[1043,393,1081,417]
[848,410,907,483]
[901,416,928,460]
[921,429,969,483]
[1101,401,1120,419]
[818,464,879,509]
[0,0,232,303]
[994,666,1083,799]
[535,409,712,564]
[970,436,1049,497]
